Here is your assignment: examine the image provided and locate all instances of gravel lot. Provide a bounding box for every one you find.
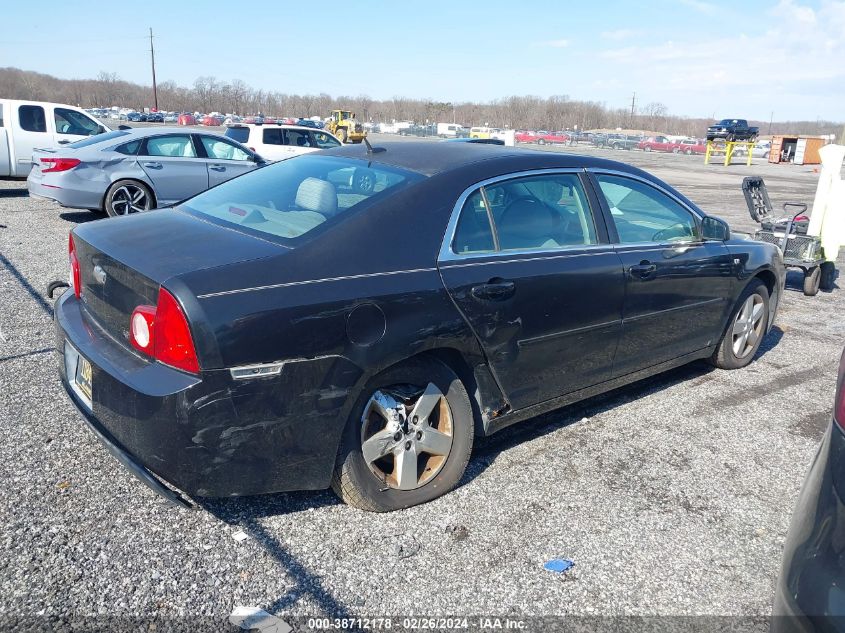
[1,135,843,628]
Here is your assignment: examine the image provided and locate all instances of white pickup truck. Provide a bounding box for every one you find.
[1,99,110,178]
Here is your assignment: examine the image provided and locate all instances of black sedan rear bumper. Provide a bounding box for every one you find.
[55,291,362,499]
[772,422,845,632]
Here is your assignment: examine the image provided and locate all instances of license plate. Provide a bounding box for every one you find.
[65,341,93,409]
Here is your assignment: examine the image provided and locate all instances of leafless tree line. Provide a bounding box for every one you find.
[1,66,840,137]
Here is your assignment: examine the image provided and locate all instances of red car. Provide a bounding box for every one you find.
[201,115,224,126]
[534,130,569,145]
[637,136,680,153]
[177,113,197,126]
[677,139,707,155]
[515,130,537,143]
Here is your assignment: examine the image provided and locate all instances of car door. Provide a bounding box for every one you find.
[138,134,209,205]
[197,135,258,187]
[52,107,103,147]
[13,104,50,177]
[256,127,289,161]
[438,170,625,410]
[588,171,735,377]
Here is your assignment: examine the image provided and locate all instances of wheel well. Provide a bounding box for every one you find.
[385,348,490,437]
[753,269,777,298]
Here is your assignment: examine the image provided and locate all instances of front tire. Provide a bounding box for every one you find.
[336,128,347,143]
[104,180,153,217]
[710,280,769,369]
[331,357,474,512]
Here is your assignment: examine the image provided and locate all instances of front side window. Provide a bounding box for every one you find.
[284,129,312,148]
[144,135,196,158]
[596,175,698,244]
[200,136,251,161]
[312,131,341,149]
[18,105,46,133]
[451,173,598,254]
[54,108,101,136]
[179,155,422,242]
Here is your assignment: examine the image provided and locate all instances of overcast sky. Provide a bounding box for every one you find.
[1,0,842,121]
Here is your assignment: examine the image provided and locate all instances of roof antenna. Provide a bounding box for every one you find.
[363,137,386,154]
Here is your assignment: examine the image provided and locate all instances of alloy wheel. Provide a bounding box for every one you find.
[360,383,454,491]
[111,184,150,215]
[731,294,765,359]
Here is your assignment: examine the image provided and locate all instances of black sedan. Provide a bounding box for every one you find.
[55,142,785,511]
[772,348,845,632]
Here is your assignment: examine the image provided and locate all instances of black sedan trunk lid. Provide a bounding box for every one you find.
[72,209,285,345]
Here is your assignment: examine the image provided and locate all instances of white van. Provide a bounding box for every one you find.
[437,123,465,138]
[1,99,110,178]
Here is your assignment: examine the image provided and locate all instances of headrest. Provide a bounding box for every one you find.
[295,178,337,216]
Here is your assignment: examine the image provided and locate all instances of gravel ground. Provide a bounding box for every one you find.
[0,138,842,628]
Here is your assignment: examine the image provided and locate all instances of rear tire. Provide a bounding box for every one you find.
[104,180,153,217]
[710,280,769,369]
[820,262,836,291]
[331,357,474,512]
[804,266,821,296]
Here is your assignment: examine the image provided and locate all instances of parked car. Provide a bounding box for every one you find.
[533,130,570,145]
[163,113,178,123]
[437,123,465,138]
[146,112,164,123]
[677,138,707,155]
[28,127,264,216]
[752,140,772,158]
[55,142,784,511]
[296,118,320,129]
[126,112,147,122]
[772,347,845,632]
[177,113,197,126]
[514,130,537,144]
[0,99,110,178]
[706,118,759,142]
[637,136,679,153]
[599,134,643,150]
[201,115,224,127]
[399,124,437,137]
[224,123,341,161]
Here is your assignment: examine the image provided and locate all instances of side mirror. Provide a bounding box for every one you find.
[118,124,132,130]
[702,216,730,241]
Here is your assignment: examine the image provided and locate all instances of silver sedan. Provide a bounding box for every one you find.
[28,127,265,216]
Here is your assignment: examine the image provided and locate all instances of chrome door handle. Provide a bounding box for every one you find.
[209,164,226,171]
[143,161,162,169]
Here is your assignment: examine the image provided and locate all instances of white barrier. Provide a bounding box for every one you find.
[808,144,845,261]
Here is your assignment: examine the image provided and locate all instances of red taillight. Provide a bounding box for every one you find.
[129,288,200,374]
[836,349,845,429]
[41,158,81,173]
[68,234,81,299]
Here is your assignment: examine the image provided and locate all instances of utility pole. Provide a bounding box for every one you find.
[768,111,773,135]
[149,27,158,111]
[630,92,636,128]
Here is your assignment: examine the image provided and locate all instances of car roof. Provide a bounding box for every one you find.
[319,141,653,178]
[227,123,319,132]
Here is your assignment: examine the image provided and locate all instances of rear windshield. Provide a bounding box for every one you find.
[68,130,128,149]
[224,127,249,143]
[178,155,423,243]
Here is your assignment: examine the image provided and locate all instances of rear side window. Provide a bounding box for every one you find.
[224,127,249,144]
[55,108,101,136]
[18,105,46,133]
[144,135,196,157]
[114,139,141,155]
[451,173,597,254]
[262,128,283,145]
[453,190,495,254]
